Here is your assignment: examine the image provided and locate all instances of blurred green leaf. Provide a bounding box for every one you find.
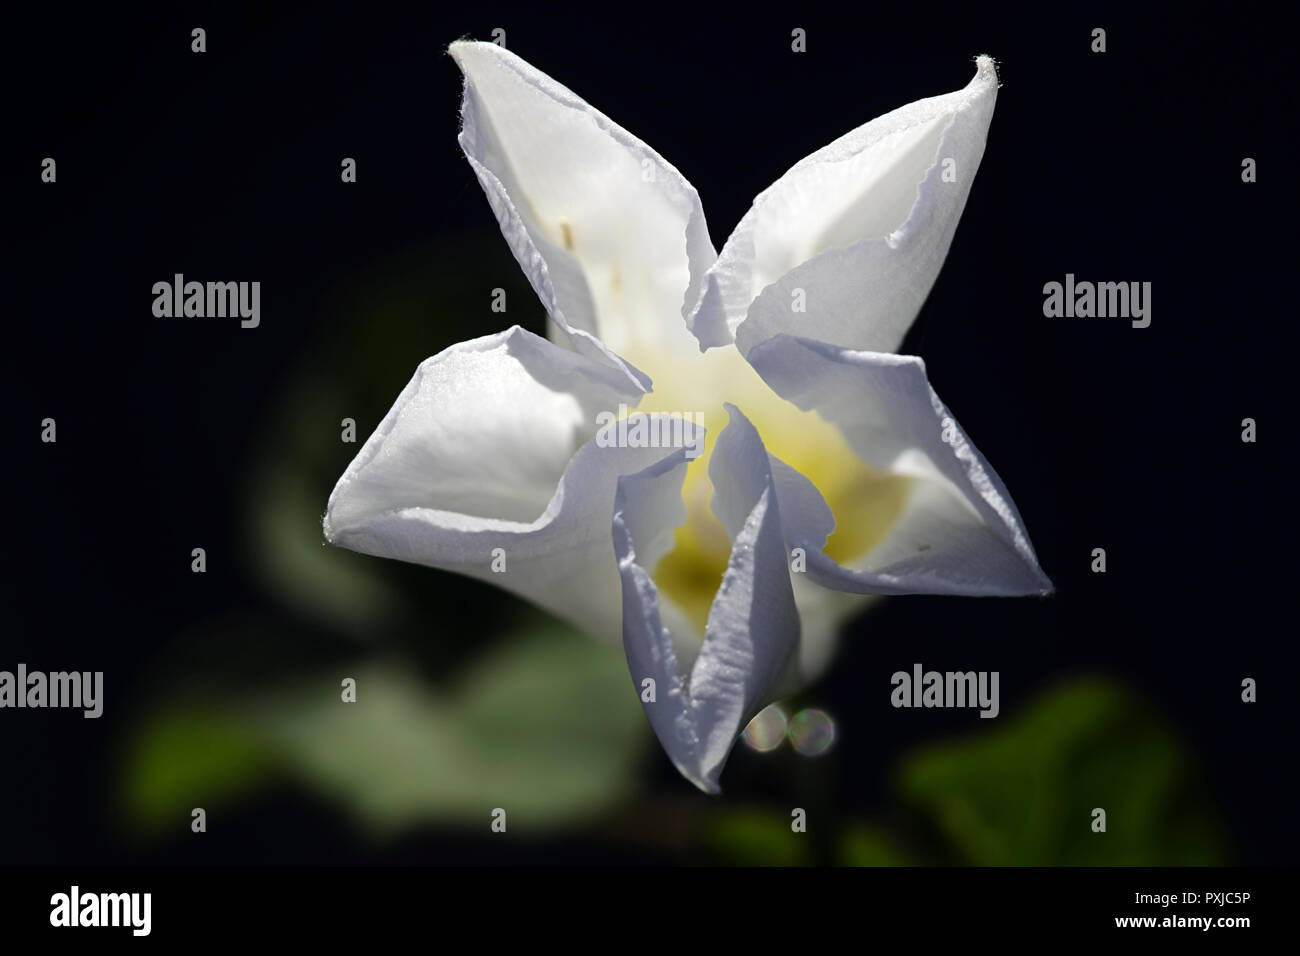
[837,823,912,866]
[702,811,911,866]
[895,678,1227,865]
[123,622,649,836]
[121,709,277,832]
[706,808,812,866]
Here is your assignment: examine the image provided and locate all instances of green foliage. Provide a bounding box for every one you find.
[123,625,648,836]
[895,679,1227,865]
[706,808,813,866]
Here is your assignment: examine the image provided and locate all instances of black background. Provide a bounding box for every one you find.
[3,2,1295,867]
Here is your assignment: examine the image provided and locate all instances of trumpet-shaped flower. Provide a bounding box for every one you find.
[324,41,1051,793]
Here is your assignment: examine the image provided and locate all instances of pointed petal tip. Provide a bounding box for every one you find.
[1000,546,1056,599]
[1016,561,1053,597]
[446,38,470,65]
[973,54,999,86]
[679,765,722,795]
[321,494,359,549]
[447,38,500,73]
[321,509,341,546]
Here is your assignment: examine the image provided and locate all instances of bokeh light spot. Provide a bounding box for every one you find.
[741,703,788,752]
[788,708,836,757]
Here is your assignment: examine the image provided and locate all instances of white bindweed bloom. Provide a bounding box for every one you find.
[324,41,1051,793]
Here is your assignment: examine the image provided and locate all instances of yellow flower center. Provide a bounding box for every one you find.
[625,342,912,635]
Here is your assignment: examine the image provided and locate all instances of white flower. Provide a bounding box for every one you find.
[324,41,1051,793]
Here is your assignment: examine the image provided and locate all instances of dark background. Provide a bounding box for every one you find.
[3,2,1294,865]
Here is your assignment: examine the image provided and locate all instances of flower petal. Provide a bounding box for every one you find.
[614,405,799,792]
[451,40,716,374]
[690,56,999,356]
[612,454,700,782]
[324,326,679,642]
[747,334,1052,596]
